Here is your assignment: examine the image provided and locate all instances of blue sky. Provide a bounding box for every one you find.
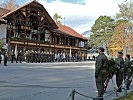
[0,0,128,34]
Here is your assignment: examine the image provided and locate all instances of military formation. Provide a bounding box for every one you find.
[24,50,54,63]
[0,49,82,66]
[10,50,82,63]
[95,47,133,100]
[24,50,82,63]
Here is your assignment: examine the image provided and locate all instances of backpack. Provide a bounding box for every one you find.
[106,58,116,75]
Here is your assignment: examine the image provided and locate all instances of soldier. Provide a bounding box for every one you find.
[95,47,108,100]
[30,50,34,63]
[37,51,41,63]
[17,51,23,63]
[25,50,30,63]
[124,54,132,90]
[34,51,37,63]
[11,50,15,63]
[4,52,8,66]
[115,51,124,92]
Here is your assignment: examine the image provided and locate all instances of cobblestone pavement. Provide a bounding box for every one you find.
[0,61,132,100]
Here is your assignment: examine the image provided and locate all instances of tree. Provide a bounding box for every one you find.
[109,21,125,55]
[90,16,115,48]
[116,1,133,23]
[116,1,133,55]
[0,0,19,10]
[53,13,62,24]
[109,19,133,56]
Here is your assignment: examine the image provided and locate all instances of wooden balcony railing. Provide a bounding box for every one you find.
[9,37,87,50]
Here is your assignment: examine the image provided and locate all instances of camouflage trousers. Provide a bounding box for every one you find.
[125,68,132,88]
[95,69,106,97]
[116,68,124,89]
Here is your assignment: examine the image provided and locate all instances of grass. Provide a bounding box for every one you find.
[114,91,133,100]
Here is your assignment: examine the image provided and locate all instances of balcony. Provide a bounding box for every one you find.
[9,37,87,50]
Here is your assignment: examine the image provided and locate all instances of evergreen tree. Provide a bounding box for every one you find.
[90,16,115,48]
[116,1,133,23]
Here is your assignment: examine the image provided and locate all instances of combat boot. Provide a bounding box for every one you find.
[117,88,122,92]
[127,86,129,90]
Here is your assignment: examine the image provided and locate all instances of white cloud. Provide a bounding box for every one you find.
[39,0,125,34]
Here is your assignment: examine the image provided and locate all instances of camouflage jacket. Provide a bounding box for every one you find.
[115,57,124,69]
[95,53,108,76]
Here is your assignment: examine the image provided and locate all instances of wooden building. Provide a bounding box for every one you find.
[0,1,88,61]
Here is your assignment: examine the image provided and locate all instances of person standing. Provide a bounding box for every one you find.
[124,54,132,90]
[95,47,108,100]
[4,53,8,66]
[17,51,23,63]
[115,52,124,92]
[11,50,15,63]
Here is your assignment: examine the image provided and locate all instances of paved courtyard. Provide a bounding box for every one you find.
[0,61,132,100]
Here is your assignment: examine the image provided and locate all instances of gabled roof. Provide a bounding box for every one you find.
[1,0,58,29]
[56,24,88,40]
[0,7,10,23]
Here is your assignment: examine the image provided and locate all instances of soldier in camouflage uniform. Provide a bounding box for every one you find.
[124,54,132,90]
[115,52,124,92]
[25,50,30,63]
[11,50,15,63]
[17,50,23,63]
[30,50,34,63]
[95,47,108,100]
[37,51,40,63]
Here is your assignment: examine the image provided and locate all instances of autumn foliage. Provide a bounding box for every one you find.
[109,22,133,56]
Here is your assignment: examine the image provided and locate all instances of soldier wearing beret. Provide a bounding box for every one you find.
[95,47,108,100]
[115,51,124,92]
[124,54,132,90]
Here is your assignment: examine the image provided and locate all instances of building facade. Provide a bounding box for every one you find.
[0,1,88,62]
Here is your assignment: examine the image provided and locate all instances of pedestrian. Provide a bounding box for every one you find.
[124,54,132,90]
[115,51,124,92]
[95,47,108,100]
[4,53,8,66]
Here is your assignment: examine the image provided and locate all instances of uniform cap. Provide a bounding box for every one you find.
[98,47,105,52]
